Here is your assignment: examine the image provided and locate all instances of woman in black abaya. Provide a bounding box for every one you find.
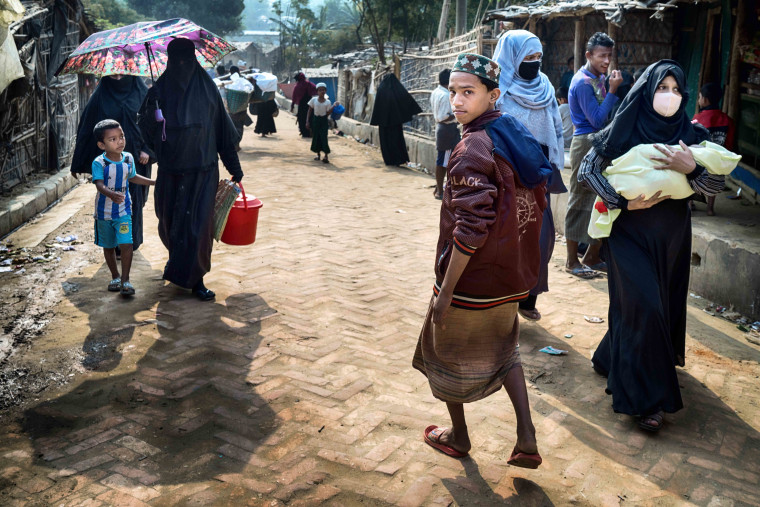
[71,75,152,249]
[254,100,278,137]
[578,60,724,431]
[370,74,422,166]
[138,38,243,301]
[290,73,317,138]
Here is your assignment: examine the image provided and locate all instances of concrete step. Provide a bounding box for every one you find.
[0,168,79,239]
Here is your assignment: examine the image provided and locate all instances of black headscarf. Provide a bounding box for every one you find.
[370,74,422,126]
[71,75,149,174]
[138,37,241,175]
[592,60,709,160]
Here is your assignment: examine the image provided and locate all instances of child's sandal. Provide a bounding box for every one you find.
[108,277,121,292]
[120,281,135,296]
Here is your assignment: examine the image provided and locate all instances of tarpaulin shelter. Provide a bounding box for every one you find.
[0,0,96,192]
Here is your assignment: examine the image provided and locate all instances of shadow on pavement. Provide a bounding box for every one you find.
[442,458,554,506]
[21,274,280,489]
[60,251,161,371]
[518,323,760,503]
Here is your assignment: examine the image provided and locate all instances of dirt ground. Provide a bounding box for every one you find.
[0,113,759,506]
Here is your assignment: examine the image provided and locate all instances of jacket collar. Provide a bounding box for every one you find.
[463,109,501,134]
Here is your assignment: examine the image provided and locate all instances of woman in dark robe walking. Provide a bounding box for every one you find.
[370,74,422,166]
[254,100,278,137]
[290,72,317,138]
[71,75,152,249]
[578,60,724,431]
[138,37,243,301]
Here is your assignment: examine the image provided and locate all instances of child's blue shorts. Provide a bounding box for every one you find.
[94,216,132,248]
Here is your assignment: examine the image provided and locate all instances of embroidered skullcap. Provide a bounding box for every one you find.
[452,53,500,86]
[316,82,327,89]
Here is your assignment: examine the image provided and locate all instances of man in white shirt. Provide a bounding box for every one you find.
[429,69,461,199]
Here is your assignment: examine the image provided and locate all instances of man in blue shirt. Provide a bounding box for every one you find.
[564,32,622,278]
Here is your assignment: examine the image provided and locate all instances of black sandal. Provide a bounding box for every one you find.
[638,410,664,432]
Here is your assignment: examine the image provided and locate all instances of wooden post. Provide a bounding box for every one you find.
[607,21,619,71]
[698,13,715,93]
[574,17,585,72]
[727,0,752,119]
[437,0,450,42]
[529,16,537,35]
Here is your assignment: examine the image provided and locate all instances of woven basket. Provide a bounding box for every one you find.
[213,179,241,241]
[226,89,250,114]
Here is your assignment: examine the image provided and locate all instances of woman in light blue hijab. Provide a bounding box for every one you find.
[493,29,568,321]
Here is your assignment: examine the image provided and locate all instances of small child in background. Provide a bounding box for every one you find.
[91,119,155,296]
[306,83,339,164]
[692,83,736,216]
[557,86,573,150]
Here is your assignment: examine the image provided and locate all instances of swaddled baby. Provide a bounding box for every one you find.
[589,141,740,238]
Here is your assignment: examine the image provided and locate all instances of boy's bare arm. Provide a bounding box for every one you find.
[306,106,313,126]
[95,180,125,204]
[128,174,155,186]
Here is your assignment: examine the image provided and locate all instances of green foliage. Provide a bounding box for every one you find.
[83,0,146,30]
[271,0,363,74]
[127,0,245,35]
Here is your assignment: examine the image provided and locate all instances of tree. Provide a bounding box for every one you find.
[83,0,146,30]
[127,0,245,35]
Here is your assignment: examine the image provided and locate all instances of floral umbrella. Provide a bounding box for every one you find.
[55,18,237,79]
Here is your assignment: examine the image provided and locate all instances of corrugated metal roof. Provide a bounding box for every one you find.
[483,0,705,25]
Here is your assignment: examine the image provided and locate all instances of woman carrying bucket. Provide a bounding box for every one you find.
[138,38,243,301]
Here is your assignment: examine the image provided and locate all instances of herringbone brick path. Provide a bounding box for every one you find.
[1,115,759,506]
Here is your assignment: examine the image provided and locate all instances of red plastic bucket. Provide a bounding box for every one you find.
[221,183,263,245]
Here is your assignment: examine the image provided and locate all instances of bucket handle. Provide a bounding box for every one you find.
[237,181,248,211]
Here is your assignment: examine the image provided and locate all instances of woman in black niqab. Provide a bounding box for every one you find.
[579,60,723,432]
[592,60,707,159]
[71,75,152,249]
[138,37,243,301]
[370,74,422,166]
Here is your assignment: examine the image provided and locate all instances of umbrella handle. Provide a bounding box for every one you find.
[145,42,156,84]
[237,182,248,210]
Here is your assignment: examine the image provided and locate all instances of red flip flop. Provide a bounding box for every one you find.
[423,425,468,458]
[508,447,542,469]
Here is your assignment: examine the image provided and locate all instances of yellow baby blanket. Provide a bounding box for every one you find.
[588,141,740,239]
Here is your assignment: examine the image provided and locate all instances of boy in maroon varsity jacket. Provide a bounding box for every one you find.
[413,54,552,468]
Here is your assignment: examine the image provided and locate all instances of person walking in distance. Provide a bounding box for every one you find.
[430,69,460,200]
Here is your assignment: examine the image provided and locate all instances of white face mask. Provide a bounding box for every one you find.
[653,92,682,117]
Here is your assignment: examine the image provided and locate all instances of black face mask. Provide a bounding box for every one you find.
[518,60,541,81]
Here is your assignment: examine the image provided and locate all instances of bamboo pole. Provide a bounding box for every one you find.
[607,21,619,71]
[574,17,585,72]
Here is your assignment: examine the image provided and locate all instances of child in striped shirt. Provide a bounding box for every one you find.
[91,119,155,296]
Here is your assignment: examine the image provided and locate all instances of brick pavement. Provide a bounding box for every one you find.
[1,114,759,506]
